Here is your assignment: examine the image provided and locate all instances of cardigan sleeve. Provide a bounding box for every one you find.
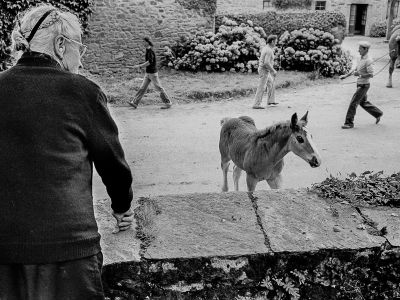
[87,90,133,213]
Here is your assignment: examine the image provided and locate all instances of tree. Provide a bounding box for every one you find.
[386,0,399,39]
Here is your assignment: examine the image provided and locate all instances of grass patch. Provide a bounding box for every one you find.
[83,68,336,106]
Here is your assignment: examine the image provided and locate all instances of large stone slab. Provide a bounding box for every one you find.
[138,192,270,259]
[254,189,387,252]
[96,189,400,265]
[94,198,141,265]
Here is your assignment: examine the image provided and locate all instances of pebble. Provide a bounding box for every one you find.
[357,224,366,230]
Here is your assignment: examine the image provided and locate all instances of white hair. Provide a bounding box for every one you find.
[11,4,82,59]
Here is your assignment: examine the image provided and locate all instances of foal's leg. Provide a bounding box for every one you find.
[221,160,230,192]
[267,174,282,189]
[246,173,258,192]
[387,57,396,88]
[233,165,242,191]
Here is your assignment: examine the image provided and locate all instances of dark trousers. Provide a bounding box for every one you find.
[0,252,104,300]
[345,83,383,126]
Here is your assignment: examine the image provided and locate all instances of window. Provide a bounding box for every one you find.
[315,1,326,10]
[263,0,272,9]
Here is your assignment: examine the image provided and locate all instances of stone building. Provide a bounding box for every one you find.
[319,0,391,36]
[83,0,215,74]
[217,0,396,36]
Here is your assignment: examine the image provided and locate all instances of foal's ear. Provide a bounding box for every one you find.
[300,111,309,125]
[290,113,298,131]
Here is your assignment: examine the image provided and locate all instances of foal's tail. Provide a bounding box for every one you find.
[220,117,231,126]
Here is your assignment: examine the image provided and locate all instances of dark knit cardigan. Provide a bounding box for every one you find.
[0,52,133,264]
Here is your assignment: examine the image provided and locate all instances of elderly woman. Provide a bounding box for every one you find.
[0,4,134,299]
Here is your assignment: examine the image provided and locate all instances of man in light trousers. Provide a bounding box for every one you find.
[253,35,278,109]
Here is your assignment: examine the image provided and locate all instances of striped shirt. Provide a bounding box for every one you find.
[356,54,374,84]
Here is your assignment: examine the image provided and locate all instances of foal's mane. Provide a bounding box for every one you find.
[254,120,294,151]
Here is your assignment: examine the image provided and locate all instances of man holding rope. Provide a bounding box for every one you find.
[340,41,383,129]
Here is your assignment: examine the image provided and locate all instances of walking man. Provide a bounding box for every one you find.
[129,37,172,109]
[340,41,383,129]
[253,35,278,109]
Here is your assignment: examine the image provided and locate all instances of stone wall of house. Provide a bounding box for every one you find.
[83,0,215,74]
[325,0,387,35]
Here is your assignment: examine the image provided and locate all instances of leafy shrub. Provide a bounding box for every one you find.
[370,18,400,37]
[216,11,346,40]
[164,17,266,73]
[0,0,92,71]
[311,171,400,207]
[0,39,12,70]
[370,21,387,37]
[276,28,352,77]
[273,0,312,10]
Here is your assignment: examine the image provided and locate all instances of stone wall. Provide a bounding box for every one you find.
[216,0,266,14]
[95,190,400,299]
[83,0,215,74]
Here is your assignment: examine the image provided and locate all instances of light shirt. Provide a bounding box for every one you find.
[258,44,275,73]
[356,54,374,84]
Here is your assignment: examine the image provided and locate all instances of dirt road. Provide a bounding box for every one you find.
[93,37,400,201]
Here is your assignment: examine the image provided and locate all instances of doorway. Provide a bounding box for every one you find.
[349,4,368,35]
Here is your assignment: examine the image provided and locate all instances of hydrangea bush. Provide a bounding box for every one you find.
[164,18,352,77]
[164,17,266,73]
[276,28,352,77]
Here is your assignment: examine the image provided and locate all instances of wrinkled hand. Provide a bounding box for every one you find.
[112,208,134,234]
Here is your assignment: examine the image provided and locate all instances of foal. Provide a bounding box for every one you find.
[219,112,321,192]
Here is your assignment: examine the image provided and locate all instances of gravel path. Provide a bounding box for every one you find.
[93,37,400,201]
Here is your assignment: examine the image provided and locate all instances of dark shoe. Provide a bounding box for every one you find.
[128,101,138,109]
[341,124,354,129]
[160,103,172,109]
[376,115,382,124]
[252,106,265,109]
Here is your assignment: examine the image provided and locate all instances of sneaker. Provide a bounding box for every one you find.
[268,102,279,106]
[376,115,382,124]
[160,103,172,109]
[128,101,138,109]
[252,106,265,109]
[341,124,354,129]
